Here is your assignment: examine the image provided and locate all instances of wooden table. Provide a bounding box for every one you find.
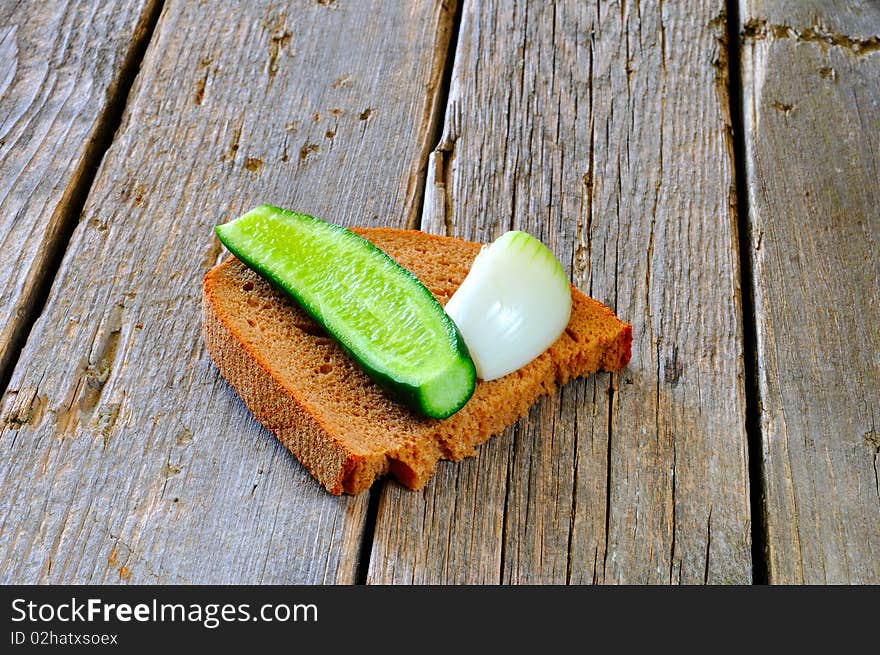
[0,0,877,585]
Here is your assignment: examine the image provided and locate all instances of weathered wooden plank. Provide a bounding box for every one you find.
[368,0,752,583]
[0,0,457,583]
[740,0,880,583]
[0,0,159,387]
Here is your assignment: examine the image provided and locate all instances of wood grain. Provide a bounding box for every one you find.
[740,0,880,583]
[0,0,159,388]
[0,0,457,583]
[368,0,752,583]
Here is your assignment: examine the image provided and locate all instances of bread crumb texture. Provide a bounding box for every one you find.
[203,228,632,494]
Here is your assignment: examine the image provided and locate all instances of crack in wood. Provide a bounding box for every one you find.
[601,374,615,581]
[566,384,579,584]
[742,18,880,54]
[404,0,461,230]
[1,387,47,431]
[704,505,713,583]
[669,428,677,583]
[91,514,186,584]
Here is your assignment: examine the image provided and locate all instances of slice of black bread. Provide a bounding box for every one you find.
[203,228,632,494]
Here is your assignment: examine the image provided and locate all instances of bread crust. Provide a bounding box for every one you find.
[202,228,632,494]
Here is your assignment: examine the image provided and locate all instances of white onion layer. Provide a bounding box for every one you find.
[444,231,572,381]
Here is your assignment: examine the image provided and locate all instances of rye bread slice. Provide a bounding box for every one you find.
[202,228,632,494]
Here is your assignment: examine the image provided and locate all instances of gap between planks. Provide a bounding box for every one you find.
[0,0,166,397]
[725,0,769,585]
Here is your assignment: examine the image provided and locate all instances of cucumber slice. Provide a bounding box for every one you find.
[215,205,476,418]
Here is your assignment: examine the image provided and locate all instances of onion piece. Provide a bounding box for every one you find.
[444,231,572,381]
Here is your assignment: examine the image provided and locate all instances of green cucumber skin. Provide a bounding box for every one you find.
[216,205,476,419]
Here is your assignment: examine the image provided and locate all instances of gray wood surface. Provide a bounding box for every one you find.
[368,0,752,584]
[0,0,457,583]
[740,0,880,583]
[0,0,158,388]
[4,0,875,586]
